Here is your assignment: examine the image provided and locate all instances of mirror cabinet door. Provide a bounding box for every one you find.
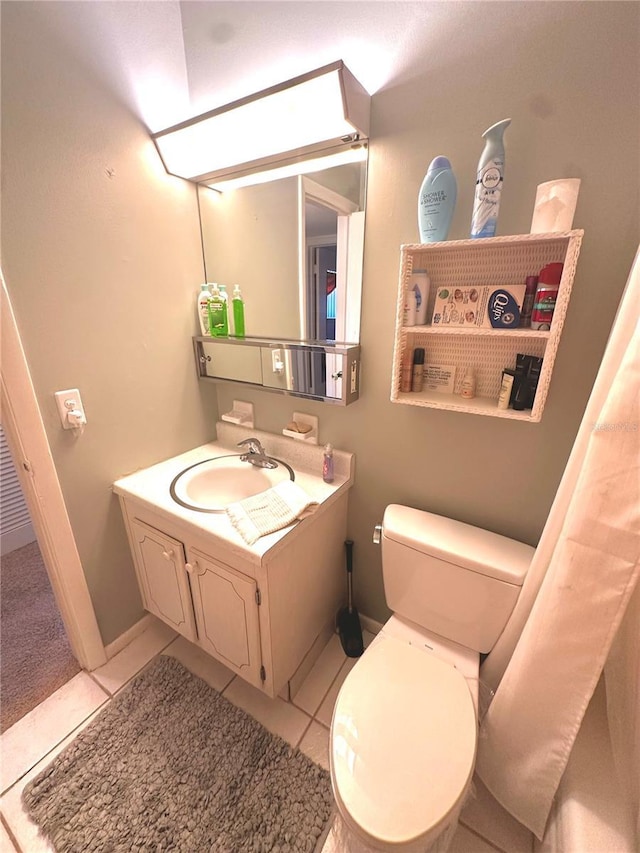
[197,157,367,345]
[195,339,359,405]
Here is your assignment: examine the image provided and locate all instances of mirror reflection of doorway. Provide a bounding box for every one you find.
[312,244,337,340]
[305,200,338,340]
[300,176,361,343]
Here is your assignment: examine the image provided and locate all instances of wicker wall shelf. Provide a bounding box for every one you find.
[390,231,584,422]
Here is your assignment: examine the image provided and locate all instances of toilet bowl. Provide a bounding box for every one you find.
[330,619,478,851]
[329,505,534,852]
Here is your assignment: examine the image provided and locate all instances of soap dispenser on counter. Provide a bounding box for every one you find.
[323,444,335,483]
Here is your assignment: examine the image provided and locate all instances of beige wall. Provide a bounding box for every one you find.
[214,2,640,621]
[1,2,218,644]
[2,1,638,643]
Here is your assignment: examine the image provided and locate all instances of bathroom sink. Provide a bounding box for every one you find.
[169,454,295,513]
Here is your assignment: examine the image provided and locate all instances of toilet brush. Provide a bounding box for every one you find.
[337,539,364,658]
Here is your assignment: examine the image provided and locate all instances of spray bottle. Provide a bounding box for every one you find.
[470,118,511,239]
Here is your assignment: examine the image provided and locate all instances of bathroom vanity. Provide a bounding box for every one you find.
[113,424,354,698]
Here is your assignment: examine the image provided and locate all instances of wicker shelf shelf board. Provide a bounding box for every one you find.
[391,230,584,422]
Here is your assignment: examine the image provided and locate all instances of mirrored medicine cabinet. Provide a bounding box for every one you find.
[194,336,361,406]
[193,154,367,405]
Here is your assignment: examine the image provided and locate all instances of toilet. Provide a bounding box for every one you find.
[329,504,534,852]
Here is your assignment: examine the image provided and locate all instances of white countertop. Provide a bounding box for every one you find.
[113,423,355,564]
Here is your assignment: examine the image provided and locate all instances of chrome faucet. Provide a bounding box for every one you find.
[237,438,278,469]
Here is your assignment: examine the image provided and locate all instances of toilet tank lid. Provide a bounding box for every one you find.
[383,505,533,586]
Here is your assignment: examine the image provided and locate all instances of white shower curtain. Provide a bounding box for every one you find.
[476,247,640,840]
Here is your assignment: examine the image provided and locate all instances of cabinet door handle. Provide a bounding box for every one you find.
[162,549,175,561]
[185,561,196,573]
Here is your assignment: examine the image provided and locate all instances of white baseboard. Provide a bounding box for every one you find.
[104,613,155,661]
[359,613,383,635]
[0,522,36,556]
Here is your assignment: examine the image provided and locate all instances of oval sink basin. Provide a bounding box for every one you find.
[169,454,294,513]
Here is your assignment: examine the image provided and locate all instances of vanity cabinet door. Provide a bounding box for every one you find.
[130,517,197,642]
[186,548,263,689]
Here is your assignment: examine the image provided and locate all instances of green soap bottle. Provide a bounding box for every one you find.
[219,285,232,336]
[232,285,245,338]
[208,283,228,337]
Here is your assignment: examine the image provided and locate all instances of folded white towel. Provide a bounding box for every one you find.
[226,480,319,545]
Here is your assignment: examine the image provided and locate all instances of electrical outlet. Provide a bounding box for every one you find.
[54,388,87,430]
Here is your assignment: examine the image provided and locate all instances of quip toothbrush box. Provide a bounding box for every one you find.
[431,284,526,329]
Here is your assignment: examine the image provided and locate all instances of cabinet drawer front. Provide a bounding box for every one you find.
[187,548,263,688]
[131,518,197,642]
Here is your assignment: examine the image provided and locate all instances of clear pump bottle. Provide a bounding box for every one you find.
[219,285,232,336]
[322,444,334,483]
[208,283,228,337]
[232,285,245,338]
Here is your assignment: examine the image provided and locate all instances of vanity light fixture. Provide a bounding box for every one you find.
[151,60,370,188]
[207,145,368,193]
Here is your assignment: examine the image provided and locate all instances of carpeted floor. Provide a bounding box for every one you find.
[23,655,334,852]
[1,540,81,732]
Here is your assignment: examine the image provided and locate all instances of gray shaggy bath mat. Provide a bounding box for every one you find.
[22,655,333,852]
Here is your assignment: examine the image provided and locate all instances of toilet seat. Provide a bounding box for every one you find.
[330,635,477,849]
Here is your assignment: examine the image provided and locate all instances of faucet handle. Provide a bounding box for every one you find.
[237,437,264,455]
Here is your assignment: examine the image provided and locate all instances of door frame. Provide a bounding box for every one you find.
[1,271,106,670]
[297,176,358,340]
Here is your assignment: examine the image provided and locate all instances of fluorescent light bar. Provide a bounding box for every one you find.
[208,144,368,193]
[152,61,370,185]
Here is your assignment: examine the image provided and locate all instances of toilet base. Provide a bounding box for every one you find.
[327,810,462,853]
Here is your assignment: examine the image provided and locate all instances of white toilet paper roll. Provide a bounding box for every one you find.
[530,178,581,233]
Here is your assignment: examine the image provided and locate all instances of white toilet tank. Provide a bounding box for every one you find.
[381,504,534,653]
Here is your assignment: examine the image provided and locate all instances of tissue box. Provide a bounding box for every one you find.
[431,285,526,329]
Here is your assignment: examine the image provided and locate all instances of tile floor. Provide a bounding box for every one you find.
[0,617,533,852]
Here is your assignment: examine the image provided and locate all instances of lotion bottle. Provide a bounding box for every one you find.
[411,348,425,392]
[460,367,476,399]
[197,284,212,335]
[403,287,417,326]
[418,156,457,243]
[470,118,511,239]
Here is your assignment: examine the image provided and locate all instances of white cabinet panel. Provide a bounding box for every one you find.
[187,548,263,688]
[118,490,349,698]
[130,517,197,641]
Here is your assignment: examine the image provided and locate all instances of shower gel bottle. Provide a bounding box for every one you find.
[418,156,457,242]
[470,118,511,239]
